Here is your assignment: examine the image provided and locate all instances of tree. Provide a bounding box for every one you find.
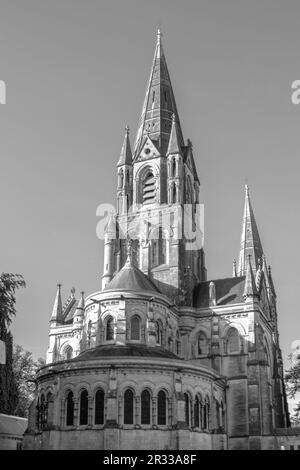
[0,273,25,414]
[12,344,45,417]
[0,273,25,327]
[285,351,300,426]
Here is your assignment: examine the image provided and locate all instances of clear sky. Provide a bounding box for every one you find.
[0,0,299,371]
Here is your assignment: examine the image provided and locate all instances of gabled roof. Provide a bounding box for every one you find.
[133,30,184,158]
[193,276,246,308]
[104,256,160,294]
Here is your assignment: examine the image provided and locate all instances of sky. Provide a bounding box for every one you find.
[0,0,300,377]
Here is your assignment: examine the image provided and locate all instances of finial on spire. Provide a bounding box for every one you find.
[232,259,237,277]
[157,28,162,45]
[125,125,130,135]
[125,237,133,265]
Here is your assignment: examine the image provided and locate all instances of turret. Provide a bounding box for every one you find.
[167,113,182,203]
[117,126,133,214]
[102,214,116,290]
[50,284,63,325]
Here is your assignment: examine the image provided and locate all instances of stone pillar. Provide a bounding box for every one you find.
[116,300,126,345]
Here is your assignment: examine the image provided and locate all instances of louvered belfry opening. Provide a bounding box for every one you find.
[143,171,156,204]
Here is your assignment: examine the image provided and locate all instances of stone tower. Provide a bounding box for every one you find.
[106,30,206,306]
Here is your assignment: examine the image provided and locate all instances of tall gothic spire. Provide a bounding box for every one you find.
[133,30,184,157]
[118,126,132,166]
[50,284,63,323]
[238,185,263,276]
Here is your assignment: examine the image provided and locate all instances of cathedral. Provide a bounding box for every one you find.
[24,31,291,450]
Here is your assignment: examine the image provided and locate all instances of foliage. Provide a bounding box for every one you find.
[0,273,25,327]
[285,352,300,426]
[12,344,45,417]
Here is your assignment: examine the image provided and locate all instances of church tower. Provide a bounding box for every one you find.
[114,30,206,305]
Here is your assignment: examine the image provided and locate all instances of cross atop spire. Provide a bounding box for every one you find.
[238,184,263,276]
[133,30,184,157]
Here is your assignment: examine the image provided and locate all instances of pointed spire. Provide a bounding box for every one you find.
[133,30,184,157]
[118,125,132,166]
[75,291,85,313]
[167,113,182,155]
[243,255,259,299]
[73,291,85,328]
[105,212,116,239]
[232,259,237,277]
[238,184,263,276]
[50,284,63,323]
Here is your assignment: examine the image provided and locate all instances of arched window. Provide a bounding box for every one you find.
[157,390,167,425]
[40,394,46,429]
[172,158,176,177]
[194,395,201,428]
[45,392,53,427]
[94,389,105,425]
[124,389,134,425]
[130,316,140,341]
[79,390,88,425]
[227,328,240,354]
[203,397,210,430]
[126,169,130,185]
[63,345,73,360]
[141,389,151,425]
[197,332,208,355]
[150,228,168,268]
[184,393,191,427]
[172,183,177,203]
[66,391,74,426]
[106,316,114,341]
[155,320,163,345]
[216,400,220,429]
[143,171,156,204]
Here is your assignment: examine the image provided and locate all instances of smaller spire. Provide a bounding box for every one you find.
[209,281,217,306]
[105,212,116,239]
[50,284,63,323]
[73,291,85,327]
[232,259,237,277]
[125,237,134,267]
[243,255,259,299]
[167,113,182,155]
[118,126,132,166]
[76,291,85,311]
